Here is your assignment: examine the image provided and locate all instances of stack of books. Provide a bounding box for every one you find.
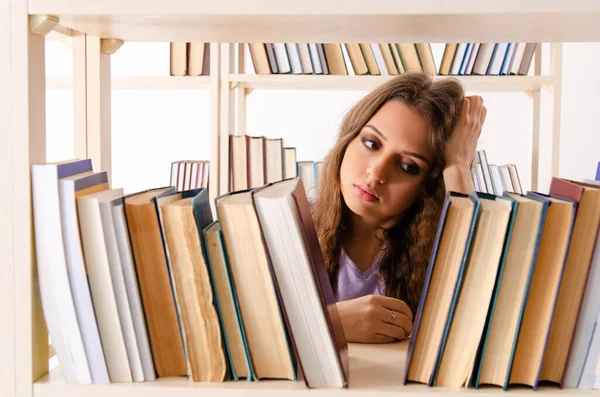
[246,43,536,77]
[229,135,322,198]
[471,150,523,195]
[404,178,600,390]
[169,42,210,76]
[31,159,348,388]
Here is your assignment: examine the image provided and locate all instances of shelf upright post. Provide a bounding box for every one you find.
[72,31,88,160]
[5,2,52,397]
[219,43,236,194]
[209,42,221,213]
[550,43,563,184]
[85,35,113,183]
[236,43,247,137]
[531,43,543,191]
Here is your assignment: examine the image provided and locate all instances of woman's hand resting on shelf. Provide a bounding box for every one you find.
[336,294,413,343]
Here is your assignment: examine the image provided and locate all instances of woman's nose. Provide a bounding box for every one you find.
[367,157,388,184]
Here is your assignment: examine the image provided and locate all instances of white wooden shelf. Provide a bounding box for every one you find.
[33,341,583,397]
[28,0,600,42]
[46,76,210,90]
[230,74,554,93]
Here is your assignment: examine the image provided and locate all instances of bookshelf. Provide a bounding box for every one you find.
[33,341,589,397]
[1,1,594,396]
[47,76,211,90]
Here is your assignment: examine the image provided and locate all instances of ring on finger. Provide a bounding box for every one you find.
[389,310,397,324]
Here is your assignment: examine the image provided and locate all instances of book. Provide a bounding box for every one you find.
[216,190,295,380]
[124,187,188,377]
[404,192,479,385]
[109,197,156,381]
[252,177,349,388]
[434,193,513,388]
[31,159,94,384]
[58,171,111,384]
[160,188,227,382]
[202,222,254,380]
[475,193,548,389]
[78,187,134,382]
[540,179,600,386]
[509,192,577,388]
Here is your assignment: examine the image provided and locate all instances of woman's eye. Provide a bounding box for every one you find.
[401,162,420,175]
[361,137,380,150]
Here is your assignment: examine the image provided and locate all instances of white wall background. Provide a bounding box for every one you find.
[45,41,600,195]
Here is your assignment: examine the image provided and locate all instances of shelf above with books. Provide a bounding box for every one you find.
[29,0,600,42]
[229,74,554,93]
[46,76,211,90]
[33,341,570,396]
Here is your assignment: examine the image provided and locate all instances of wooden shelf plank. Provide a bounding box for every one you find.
[33,341,579,396]
[27,0,600,42]
[230,74,554,93]
[46,76,210,90]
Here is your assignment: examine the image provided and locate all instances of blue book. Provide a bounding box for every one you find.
[596,161,600,180]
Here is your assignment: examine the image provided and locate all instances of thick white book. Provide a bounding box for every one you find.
[31,159,93,384]
[58,172,111,384]
[77,188,133,382]
[99,196,145,382]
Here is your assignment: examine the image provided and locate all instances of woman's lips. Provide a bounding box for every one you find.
[353,184,379,202]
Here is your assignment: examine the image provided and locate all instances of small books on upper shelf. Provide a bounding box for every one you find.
[170,42,210,76]
[471,150,523,195]
[170,160,209,192]
[404,178,600,390]
[228,134,323,198]
[246,43,537,77]
[31,158,348,388]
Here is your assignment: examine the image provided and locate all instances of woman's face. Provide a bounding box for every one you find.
[340,100,434,228]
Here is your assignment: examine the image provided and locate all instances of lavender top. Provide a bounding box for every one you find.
[335,248,384,302]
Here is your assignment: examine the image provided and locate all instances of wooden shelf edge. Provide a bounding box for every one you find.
[33,342,590,396]
[46,76,211,90]
[230,74,554,93]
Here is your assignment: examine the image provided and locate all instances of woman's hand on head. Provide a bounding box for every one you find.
[335,294,413,343]
[445,95,487,169]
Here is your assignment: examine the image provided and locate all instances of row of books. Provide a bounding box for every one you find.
[169,160,210,192]
[471,150,524,195]
[440,43,537,76]
[247,43,536,77]
[229,134,323,198]
[404,177,600,390]
[31,159,348,388]
[169,42,210,76]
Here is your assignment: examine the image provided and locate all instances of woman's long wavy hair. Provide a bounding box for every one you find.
[313,73,464,314]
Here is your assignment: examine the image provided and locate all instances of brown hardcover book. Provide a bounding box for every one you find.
[439,44,458,75]
[509,193,576,388]
[160,189,227,382]
[187,43,205,76]
[416,43,437,76]
[344,43,368,75]
[123,187,187,377]
[359,43,380,75]
[248,43,271,75]
[215,190,295,380]
[229,135,249,191]
[322,44,348,75]
[251,177,349,388]
[378,43,399,75]
[170,42,187,76]
[540,179,600,386]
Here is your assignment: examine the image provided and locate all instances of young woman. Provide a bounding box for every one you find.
[312,73,487,344]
